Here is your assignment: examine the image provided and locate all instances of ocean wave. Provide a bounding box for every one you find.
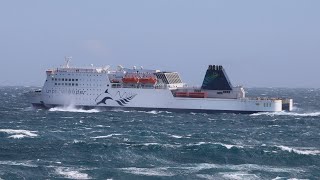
[250,111,320,117]
[187,142,244,149]
[110,109,132,113]
[119,167,174,177]
[179,163,303,174]
[137,110,172,115]
[129,142,181,148]
[55,167,90,179]
[49,106,99,113]
[137,110,162,114]
[90,133,122,139]
[170,135,183,139]
[219,172,260,180]
[119,163,302,178]
[198,172,260,180]
[276,145,320,155]
[0,129,38,139]
[0,161,37,167]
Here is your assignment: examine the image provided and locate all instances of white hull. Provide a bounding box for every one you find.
[30,88,283,113]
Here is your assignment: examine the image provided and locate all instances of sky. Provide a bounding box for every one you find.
[0,0,319,88]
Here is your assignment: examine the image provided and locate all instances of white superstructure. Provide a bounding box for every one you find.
[30,58,293,113]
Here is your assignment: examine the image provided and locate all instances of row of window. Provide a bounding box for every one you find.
[264,103,272,107]
[56,73,103,77]
[52,78,79,82]
[55,83,78,86]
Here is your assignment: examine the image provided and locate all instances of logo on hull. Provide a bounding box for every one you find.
[95,89,137,106]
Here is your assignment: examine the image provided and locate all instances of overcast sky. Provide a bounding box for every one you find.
[0,0,319,88]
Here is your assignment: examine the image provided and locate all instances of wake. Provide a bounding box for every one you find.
[49,105,99,113]
[251,111,320,117]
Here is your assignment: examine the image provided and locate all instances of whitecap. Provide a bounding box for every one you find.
[0,129,38,139]
[55,167,90,179]
[142,143,160,146]
[119,167,174,177]
[0,160,37,167]
[187,142,244,149]
[220,172,260,180]
[213,143,244,149]
[170,135,183,139]
[110,109,133,113]
[8,134,27,139]
[177,163,302,174]
[250,111,320,117]
[73,139,83,144]
[276,145,320,155]
[49,106,99,113]
[90,133,122,139]
[137,110,160,114]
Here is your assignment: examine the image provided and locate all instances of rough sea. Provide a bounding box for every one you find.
[0,86,319,180]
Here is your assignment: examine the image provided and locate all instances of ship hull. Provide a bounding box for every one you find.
[30,87,283,113]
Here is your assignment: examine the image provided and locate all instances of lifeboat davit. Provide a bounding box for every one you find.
[139,77,157,84]
[122,77,139,84]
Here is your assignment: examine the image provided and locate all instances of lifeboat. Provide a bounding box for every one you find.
[122,77,139,84]
[139,77,157,84]
[188,92,208,98]
[175,92,189,97]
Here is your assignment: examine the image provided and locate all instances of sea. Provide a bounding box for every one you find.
[0,86,319,180]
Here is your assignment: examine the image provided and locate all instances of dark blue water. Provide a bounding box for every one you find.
[0,87,320,179]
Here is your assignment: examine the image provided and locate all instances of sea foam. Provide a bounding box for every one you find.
[90,133,122,139]
[49,106,99,113]
[276,145,320,155]
[55,167,90,179]
[251,111,320,117]
[119,167,174,177]
[0,129,38,139]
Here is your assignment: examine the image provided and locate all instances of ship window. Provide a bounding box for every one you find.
[55,83,57,85]
[72,79,74,81]
[72,83,74,86]
[52,78,54,81]
[76,83,78,86]
[69,83,71,86]
[76,79,78,81]
[58,83,60,85]
[69,79,71,81]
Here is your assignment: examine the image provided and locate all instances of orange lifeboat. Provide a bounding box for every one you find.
[139,77,157,84]
[122,77,139,84]
[189,92,208,98]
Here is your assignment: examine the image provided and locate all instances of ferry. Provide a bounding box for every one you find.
[29,57,293,113]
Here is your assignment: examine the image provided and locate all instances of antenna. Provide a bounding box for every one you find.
[64,56,72,68]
